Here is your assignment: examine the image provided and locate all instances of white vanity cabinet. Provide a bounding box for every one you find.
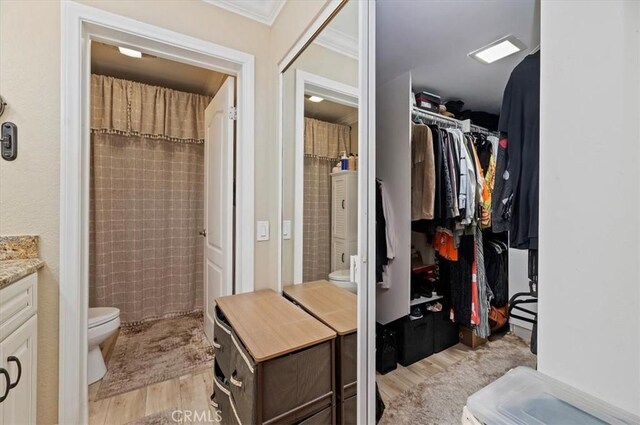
[0,273,38,425]
[331,170,358,271]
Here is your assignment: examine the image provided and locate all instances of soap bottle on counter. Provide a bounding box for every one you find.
[340,151,348,170]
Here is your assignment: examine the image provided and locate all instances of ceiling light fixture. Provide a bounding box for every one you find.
[118,46,142,58]
[469,35,526,64]
[308,95,324,103]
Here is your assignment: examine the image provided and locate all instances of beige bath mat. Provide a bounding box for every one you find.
[95,312,214,400]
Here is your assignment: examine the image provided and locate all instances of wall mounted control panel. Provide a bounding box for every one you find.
[1,122,17,161]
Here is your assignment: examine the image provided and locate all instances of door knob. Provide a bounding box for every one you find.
[199,229,207,237]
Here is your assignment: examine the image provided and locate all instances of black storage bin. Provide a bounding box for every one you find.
[432,309,459,353]
[376,322,398,374]
[396,313,434,366]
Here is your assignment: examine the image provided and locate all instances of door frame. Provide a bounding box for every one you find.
[292,70,358,284]
[59,2,255,423]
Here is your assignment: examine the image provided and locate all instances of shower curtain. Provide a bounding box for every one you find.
[89,75,212,324]
[303,118,351,282]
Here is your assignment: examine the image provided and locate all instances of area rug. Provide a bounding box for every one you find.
[379,333,536,425]
[95,312,214,400]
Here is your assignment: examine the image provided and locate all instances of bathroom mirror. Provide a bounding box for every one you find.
[280,0,359,289]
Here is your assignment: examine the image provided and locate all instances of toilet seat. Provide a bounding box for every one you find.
[328,269,351,282]
[88,307,120,329]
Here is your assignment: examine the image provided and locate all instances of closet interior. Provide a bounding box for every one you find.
[374,0,540,408]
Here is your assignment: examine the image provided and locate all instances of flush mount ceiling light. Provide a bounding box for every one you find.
[469,35,526,64]
[307,95,324,103]
[118,46,142,58]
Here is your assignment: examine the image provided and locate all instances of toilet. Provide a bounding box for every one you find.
[328,269,357,294]
[88,307,120,384]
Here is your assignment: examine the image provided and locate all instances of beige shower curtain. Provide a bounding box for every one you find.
[303,118,351,282]
[89,75,212,324]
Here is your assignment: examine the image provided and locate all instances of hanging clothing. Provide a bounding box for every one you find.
[492,137,513,233]
[499,51,540,250]
[376,180,388,285]
[380,180,396,268]
[411,124,436,220]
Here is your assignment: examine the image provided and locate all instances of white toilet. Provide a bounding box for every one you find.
[88,307,120,384]
[328,269,357,294]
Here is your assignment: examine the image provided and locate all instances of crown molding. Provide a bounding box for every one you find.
[314,26,359,60]
[202,0,286,26]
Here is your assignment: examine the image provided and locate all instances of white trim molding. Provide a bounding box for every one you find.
[315,26,359,60]
[60,2,255,423]
[293,70,358,284]
[202,0,286,26]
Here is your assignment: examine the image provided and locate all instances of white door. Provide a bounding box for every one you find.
[203,77,235,344]
[0,315,37,425]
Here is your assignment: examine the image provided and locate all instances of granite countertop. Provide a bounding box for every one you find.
[0,235,44,289]
[0,258,45,288]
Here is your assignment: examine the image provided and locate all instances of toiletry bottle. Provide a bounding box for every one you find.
[348,153,355,170]
[354,154,358,171]
[341,151,348,170]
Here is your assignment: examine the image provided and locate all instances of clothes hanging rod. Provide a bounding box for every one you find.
[412,107,463,129]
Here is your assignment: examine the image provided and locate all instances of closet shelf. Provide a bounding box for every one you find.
[410,294,444,306]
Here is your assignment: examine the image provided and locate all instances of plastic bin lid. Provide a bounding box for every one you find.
[467,367,640,425]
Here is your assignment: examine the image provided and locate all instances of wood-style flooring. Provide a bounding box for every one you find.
[376,342,473,404]
[89,331,217,425]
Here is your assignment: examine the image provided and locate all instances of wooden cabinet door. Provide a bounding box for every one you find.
[0,314,37,425]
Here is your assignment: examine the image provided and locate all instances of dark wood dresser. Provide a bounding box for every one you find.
[283,281,357,425]
[213,289,337,424]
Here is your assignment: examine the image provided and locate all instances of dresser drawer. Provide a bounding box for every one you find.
[338,394,357,425]
[299,405,333,425]
[0,273,37,341]
[212,364,232,425]
[337,332,357,400]
[262,340,333,423]
[229,331,257,425]
[214,306,232,378]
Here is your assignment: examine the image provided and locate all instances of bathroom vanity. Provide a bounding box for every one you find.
[213,290,336,424]
[283,281,357,424]
[0,236,43,425]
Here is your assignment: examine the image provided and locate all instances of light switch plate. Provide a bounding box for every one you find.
[282,220,292,240]
[256,221,270,241]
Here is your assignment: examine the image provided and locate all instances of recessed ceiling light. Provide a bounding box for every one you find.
[308,95,324,103]
[118,46,142,58]
[469,35,526,64]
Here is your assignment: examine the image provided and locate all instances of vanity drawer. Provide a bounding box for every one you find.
[214,305,232,378]
[0,273,37,341]
[213,364,232,425]
[337,332,357,400]
[229,331,257,425]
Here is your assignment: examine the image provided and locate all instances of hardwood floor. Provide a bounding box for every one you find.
[89,369,215,425]
[376,342,472,404]
[89,330,216,425]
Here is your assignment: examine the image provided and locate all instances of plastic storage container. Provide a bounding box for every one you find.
[467,366,640,425]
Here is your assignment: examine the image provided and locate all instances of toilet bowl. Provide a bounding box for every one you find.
[328,269,357,294]
[88,307,120,384]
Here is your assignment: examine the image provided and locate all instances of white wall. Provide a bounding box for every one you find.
[538,0,640,415]
[375,72,411,325]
